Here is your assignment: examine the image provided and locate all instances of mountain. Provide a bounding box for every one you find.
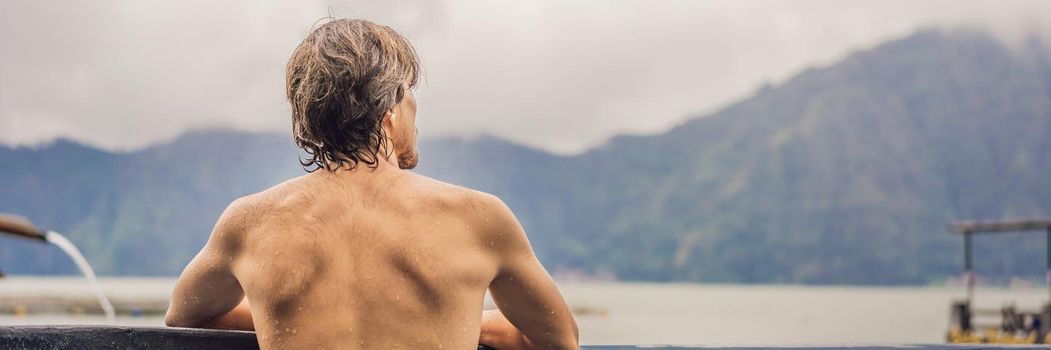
[560,30,1051,284]
[2,29,1050,285]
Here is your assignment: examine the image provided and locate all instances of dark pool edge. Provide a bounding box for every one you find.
[2,325,1050,349]
[0,325,258,350]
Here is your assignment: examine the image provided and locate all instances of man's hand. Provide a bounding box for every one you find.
[479,309,533,350]
[200,297,254,331]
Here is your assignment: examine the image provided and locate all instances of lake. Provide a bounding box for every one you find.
[1,277,1047,345]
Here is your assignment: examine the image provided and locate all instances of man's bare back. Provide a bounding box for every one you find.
[165,18,577,349]
[167,165,575,349]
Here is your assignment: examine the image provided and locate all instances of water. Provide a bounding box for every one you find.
[43,232,116,322]
[1,277,1048,345]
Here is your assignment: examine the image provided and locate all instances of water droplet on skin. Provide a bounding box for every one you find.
[360,340,364,345]
[291,329,297,334]
[438,344,443,349]
[550,310,555,315]
[348,327,353,334]
[487,240,494,246]
[396,295,400,301]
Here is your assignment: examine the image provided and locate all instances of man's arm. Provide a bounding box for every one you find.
[478,195,579,350]
[165,200,254,331]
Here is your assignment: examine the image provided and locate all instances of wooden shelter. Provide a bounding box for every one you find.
[947,219,1051,343]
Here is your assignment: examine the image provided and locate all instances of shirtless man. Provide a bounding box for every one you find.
[164,19,579,350]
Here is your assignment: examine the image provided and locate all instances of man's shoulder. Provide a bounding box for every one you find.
[402,173,521,242]
[213,192,270,236]
[214,175,311,233]
[401,171,506,212]
[227,182,281,210]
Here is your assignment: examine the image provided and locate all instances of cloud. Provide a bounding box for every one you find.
[0,0,335,150]
[2,0,1050,153]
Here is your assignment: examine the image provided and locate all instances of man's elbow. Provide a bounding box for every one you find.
[562,327,581,350]
[555,320,580,350]
[164,308,201,328]
[164,311,187,328]
[555,337,579,350]
[544,325,579,350]
[164,313,182,328]
[544,335,579,350]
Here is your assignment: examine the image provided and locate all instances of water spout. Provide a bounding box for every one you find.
[44,231,116,322]
[0,213,116,322]
[0,213,46,241]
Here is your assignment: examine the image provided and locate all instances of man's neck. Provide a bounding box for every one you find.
[322,148,401,175]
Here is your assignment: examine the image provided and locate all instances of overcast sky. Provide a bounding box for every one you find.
[2,0,1050,154]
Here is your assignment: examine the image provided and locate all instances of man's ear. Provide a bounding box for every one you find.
[382,108,397,129]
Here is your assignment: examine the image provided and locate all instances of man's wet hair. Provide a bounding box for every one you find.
[286,18,421,172]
